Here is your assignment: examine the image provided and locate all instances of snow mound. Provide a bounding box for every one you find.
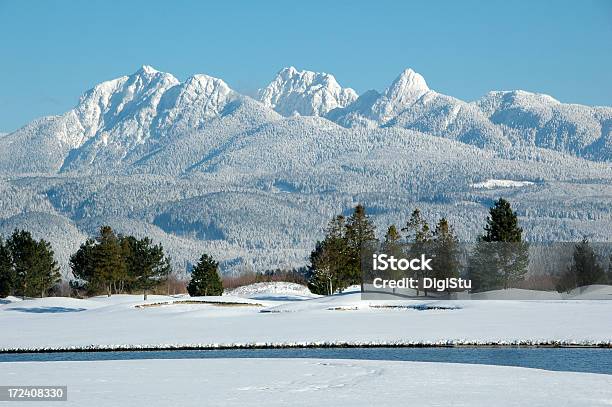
[471,179,535,189]
[467,289,562,300]
[225,282,314,298]
[566,285,612,300]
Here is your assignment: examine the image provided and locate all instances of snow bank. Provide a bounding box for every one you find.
[1,359,610,406]
[225,282,314,298]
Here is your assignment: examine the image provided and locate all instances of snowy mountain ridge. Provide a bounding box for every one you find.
[1,64,610,175]
[258,66,358,117]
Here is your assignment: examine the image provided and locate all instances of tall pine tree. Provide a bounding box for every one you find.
[124,237,171,300]
[69,238,98,294]
[469,198,529,291]
[93,226,127,297]
[344,205,377,291]
[187,254,223,296]
[431,218,461,291]
[556,238,606,292]
[402,209,432,295]
[308,215,349,295]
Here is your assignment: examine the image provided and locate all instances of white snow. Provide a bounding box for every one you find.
[258,66,358,116]
[471,179,535,189]
[1,290,611,350]
[224,282,316,298]
[372,68,431,122]
[1,358,610,406]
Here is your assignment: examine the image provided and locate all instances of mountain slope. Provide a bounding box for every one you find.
[0,66,277,174]
[328,68,611,158]
[259,67,358,117]
[476,90,612,160]
[328,69,508,149]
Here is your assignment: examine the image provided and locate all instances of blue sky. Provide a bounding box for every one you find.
[0,0,611,132]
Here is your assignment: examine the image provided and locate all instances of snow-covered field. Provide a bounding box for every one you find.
[1,358,611,406]
[1,283,611,350]
[471,179,535,189]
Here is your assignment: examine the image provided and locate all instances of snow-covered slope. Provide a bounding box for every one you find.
[0,66,266,174]
[328,68,611,156]
[477,90,612,159]
[0,66,180,173]
[259,66,357,117]
[1,293,612,349]
[3,359,611,407]
[328,69,510,149]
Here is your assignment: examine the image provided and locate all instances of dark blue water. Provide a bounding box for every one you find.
[1,347,610,375]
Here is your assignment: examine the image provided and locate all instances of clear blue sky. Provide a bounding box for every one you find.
[1,0,611,132]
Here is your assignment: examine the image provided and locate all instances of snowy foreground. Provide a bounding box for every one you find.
[1,283,612,350]
[1,358,611,406]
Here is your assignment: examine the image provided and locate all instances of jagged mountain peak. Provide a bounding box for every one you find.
[258,66,358,117]
[385,68,430,99]
[365,68,433,123]
[138,64,160,75]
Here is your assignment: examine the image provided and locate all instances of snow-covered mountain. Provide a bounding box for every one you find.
[327,69,508,149]
[476,90,612,160]
[0,66,279,174]
[327,68,612,154]
[0,65,610,275]
[1,65,610,175]
[258,67,358,117]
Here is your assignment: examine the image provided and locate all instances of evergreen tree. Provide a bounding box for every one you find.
[431,218,461,291]
[344,205,377,291]
[402,209,432,295]
[308,241,338,295]
[308,215,349,295]
[383,224,404,282]
[482,198,523,243]
[69,238,98,294]
[384,225,401,247]
[187,254,223,296]
[556,238,606,292]
[124,237,171,300]
[468,199,529,291]
[93,226,127,297]
[7,230,60,298]
[402,209,432,243]
[0,237,14,297]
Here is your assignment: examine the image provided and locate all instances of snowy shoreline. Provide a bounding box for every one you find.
[2,341,612,354]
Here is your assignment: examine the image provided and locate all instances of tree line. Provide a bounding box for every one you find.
[69,226,172,299]
[1,201,610,299]
[70,226,222,299]
[307,198,612,295]
[0,225,224,300]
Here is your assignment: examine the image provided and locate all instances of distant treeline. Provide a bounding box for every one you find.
[1,199,610,299]
[306,198,612,295]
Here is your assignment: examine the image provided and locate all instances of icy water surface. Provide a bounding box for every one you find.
[1,347,610,374]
